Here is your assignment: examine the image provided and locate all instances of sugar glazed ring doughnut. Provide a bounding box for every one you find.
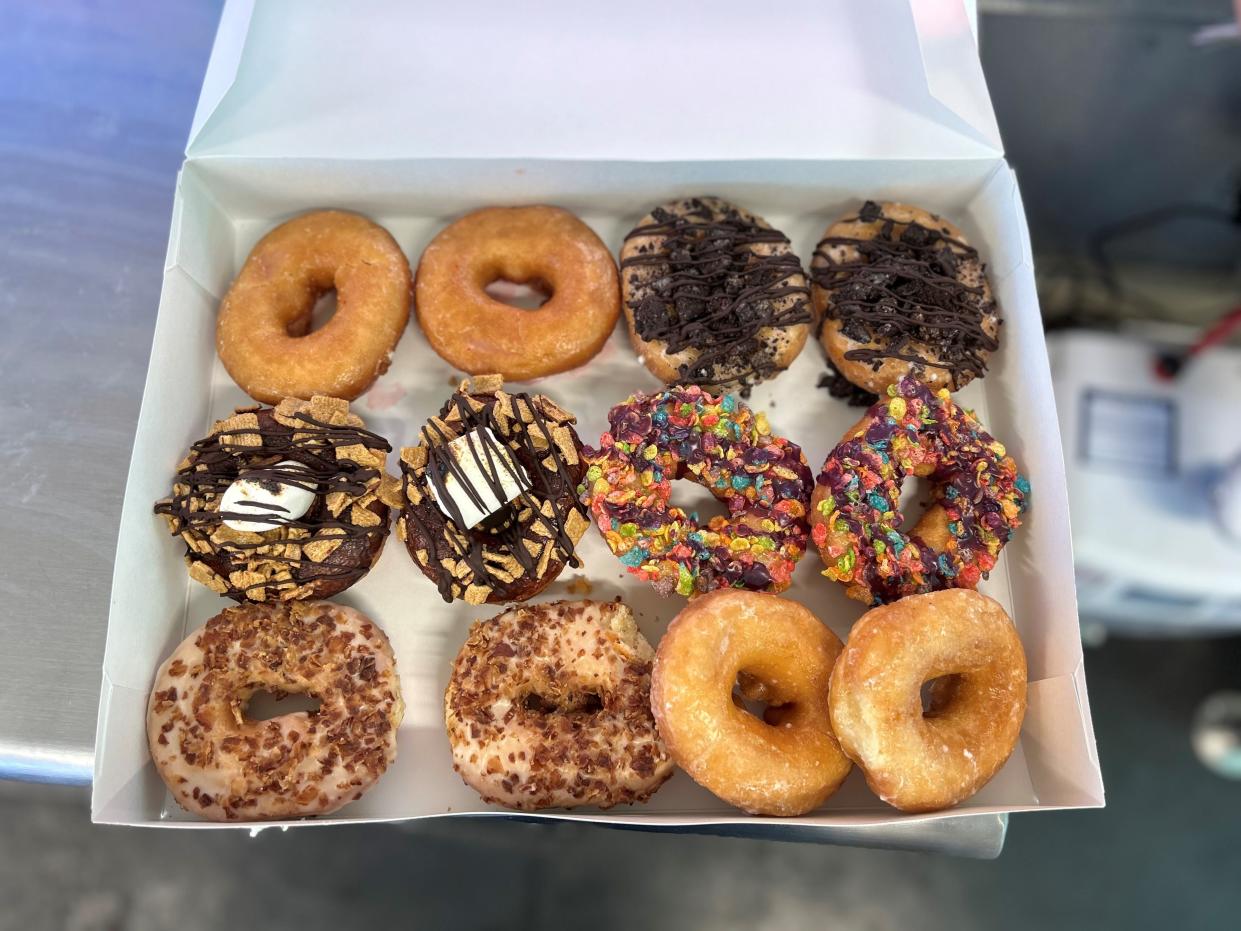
[217,210,411,403]
[651,590,852,816]
[147,601,403,821]
[397,376,591,605]
[811,377,1029,605]
[581,385,813,597]
[445,599,673,810]
[812,201,999,395]
[621,197,813,393]
[829,590,1027,812]
[414,206,620,381]
[154,397,399,602]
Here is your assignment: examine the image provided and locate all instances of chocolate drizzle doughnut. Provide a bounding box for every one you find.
[621,197,812,393]
[812,201,1000,394]
[397,376,590,605]
[155,397,397,602]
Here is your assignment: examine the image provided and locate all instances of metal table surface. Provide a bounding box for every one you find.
[0,0,1006,857]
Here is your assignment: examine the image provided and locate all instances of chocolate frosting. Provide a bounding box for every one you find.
[623,197,811,392]
[812,201,999,389]
[399,381,588,605]
[154,401,393,602]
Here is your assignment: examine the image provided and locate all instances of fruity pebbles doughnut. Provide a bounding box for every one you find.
[581,385,813,597]
[810,376,1029,605]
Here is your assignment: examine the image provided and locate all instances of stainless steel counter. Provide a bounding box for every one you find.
[0,0,1006,856]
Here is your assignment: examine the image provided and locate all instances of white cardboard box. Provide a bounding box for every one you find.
[93,0,1104,829]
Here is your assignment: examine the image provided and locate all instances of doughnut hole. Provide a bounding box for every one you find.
[522,690,603,715]
[669,478,731,524]
[484,277,553,310]
[731,669,800,728]
[242,689,322,721]
[920,673,964,718]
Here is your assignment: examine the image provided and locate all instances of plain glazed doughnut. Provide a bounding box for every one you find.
[650,590,852,816]
[811,376,1029,605]
[217,210,411,403]
[581,385,813,597]
[414,206,620,381]
[147,601,403,822]
[812,201,999,395]
[828,589,1027,812]
[621,196,813,393]
[445,600,673,810]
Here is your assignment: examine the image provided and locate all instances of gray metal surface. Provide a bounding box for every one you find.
[0,1,1015,855]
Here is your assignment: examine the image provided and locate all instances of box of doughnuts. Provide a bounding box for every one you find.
[92,0,1104,831]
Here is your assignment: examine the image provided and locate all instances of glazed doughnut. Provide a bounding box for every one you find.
[147,601,403,821]
[154,396,399,602]
[581,385,812,597]
[414,206,620,381]
[217,210,411,403]
[621,197,812,393]
[651,590,852,816]
[445,599,673,810]
[811,376,1029,605]
[397,375,590,605]
[812,201,999,395]
[829,589,1027,812]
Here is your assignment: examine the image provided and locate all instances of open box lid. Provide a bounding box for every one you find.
[187,0,1001,162]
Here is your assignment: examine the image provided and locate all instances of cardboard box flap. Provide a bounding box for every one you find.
[186,0,1002,162]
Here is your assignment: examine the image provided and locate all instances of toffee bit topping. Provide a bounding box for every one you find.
[400,378,588,604]
[812,201,999,389]
[623,197,811,390]
[154,398,392,602]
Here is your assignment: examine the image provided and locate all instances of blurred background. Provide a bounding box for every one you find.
[2,0,1240,928]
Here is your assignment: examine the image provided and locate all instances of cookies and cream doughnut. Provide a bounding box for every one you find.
[581,385,813,597]
[414,206,620,381]
[651,590,852,816]
[397,376,590,605]
[445,599,673,810]
[216,210,411,403]
[812,201,1000,395]
[829,589,1027,812]
[154,396,399,602]
[621,197,813,393]
[810,377,1029,605]
[147,600,403,821]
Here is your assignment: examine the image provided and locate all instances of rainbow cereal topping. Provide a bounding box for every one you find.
[580,385,812,596]
[811,376,1030,605]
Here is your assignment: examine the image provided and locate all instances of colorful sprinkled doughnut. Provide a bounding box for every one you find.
[580,385,813,597]
[810,376,1030,605]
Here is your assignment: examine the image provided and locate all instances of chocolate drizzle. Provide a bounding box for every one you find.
[154,404,393,601]
[623,197,811,391]
[400,385,588,604]
[812,201,999,389]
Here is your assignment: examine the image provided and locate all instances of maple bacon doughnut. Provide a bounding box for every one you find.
[829,590,1027,812]
[147,601,403,821]
[811,376,1029,605]
[445,599,673,810]
[651,590,852,816]
[217,210,411,403]
[415,206,620,381]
